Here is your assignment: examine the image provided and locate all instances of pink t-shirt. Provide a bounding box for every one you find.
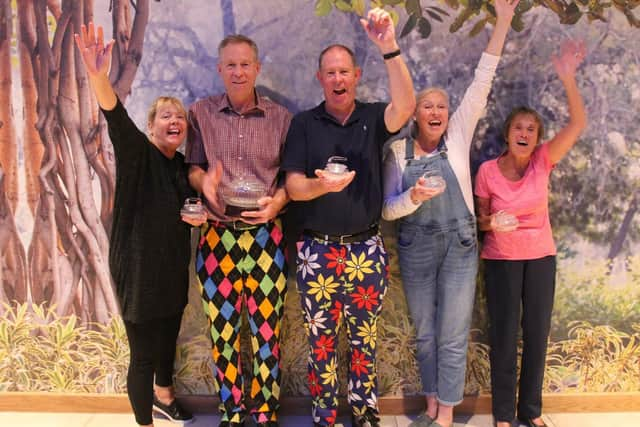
[474,143,557,260]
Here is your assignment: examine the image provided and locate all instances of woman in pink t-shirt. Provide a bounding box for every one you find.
[474,40,587,427]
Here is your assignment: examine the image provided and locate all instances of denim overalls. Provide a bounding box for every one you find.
[396,138,478,405]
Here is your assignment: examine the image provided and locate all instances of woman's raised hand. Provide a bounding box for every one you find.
[552,39,587,81]
[494,0,520,24]
[74,22,114,78]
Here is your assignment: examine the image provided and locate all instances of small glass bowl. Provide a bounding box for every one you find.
[422,170,446,191]
[181,197,204,219]
[494,210,519,231]
[324,155,349,177]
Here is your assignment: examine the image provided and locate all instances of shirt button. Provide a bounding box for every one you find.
[239,134,243,138]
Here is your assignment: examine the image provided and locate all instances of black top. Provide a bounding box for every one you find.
[103,99,193,323]
[281,101,394,235]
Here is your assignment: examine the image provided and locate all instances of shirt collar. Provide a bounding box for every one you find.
[313,100,364,126]
[218,89,265,115]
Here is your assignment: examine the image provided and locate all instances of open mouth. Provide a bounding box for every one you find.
[428,120,442,126]
[167,129,181,136]
[516,139,528,146]
[333,88,347,95]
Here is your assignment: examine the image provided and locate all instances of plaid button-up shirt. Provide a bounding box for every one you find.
[186,92,292,221]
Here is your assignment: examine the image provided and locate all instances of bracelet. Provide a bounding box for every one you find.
[383,49,401,60]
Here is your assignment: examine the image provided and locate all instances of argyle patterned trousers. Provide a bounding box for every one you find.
[195,219,287,424]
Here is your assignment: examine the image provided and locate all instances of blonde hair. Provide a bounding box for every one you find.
[416,87,449,108]
[412,87,450,138]
[147,96,187,126]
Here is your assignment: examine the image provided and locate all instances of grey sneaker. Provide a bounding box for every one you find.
[409,413,434,427]
[152,396,194,424]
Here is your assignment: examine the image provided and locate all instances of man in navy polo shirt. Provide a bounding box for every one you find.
[280,7,415,427]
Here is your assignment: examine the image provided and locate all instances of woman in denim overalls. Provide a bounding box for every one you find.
[382,1,519,426]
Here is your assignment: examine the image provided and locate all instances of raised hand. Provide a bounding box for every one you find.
[545,38,587,163]
[494,0,520,24]
[74,22,114,78]
[552,39,587,81]
[485,0,520,55]
[360,8,399,52]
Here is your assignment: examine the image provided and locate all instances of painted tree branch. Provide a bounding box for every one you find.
[315,0,640,39]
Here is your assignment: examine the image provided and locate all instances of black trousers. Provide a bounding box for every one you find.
[123,313,183,425]
[484,256,556,422]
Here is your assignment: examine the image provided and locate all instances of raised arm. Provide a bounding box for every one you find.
[447,0,519,148]
[74,22,116,110]
[547,39,588,164]
[360,8,415,132]
[485,0,519,56]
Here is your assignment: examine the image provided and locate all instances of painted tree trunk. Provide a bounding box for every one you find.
[21,0,150,324]
[608,195,638,261]
[0,0,28,309]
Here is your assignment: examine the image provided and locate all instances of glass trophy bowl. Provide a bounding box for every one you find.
[494,210,519,232]
[180,197,204,220]
[422,170,446,191]
[324,156,349,180]
[222,176,266,217]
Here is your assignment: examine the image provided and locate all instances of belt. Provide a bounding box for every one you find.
[304,224,379,244]
[208,219,261,231]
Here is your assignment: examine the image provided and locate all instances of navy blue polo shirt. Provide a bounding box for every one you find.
[281,100,395,235]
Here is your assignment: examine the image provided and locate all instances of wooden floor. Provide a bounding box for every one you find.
[2,393,639,414]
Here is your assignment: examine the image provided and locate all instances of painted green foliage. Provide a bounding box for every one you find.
[314,0,640,38]
[2,255,639,394]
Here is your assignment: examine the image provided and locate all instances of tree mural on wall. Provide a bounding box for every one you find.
[547,37,640,261]
[19,0,151,323]
[314,0,640,37]
[0,0,28,312]
[0,0,637,395]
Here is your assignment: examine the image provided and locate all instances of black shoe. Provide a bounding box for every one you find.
[219,422,244,427]
[152,397,194,424]
[352,408,381,427]
[517,416,548,427]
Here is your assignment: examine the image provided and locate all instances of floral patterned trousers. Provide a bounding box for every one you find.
[296,233,389,426]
